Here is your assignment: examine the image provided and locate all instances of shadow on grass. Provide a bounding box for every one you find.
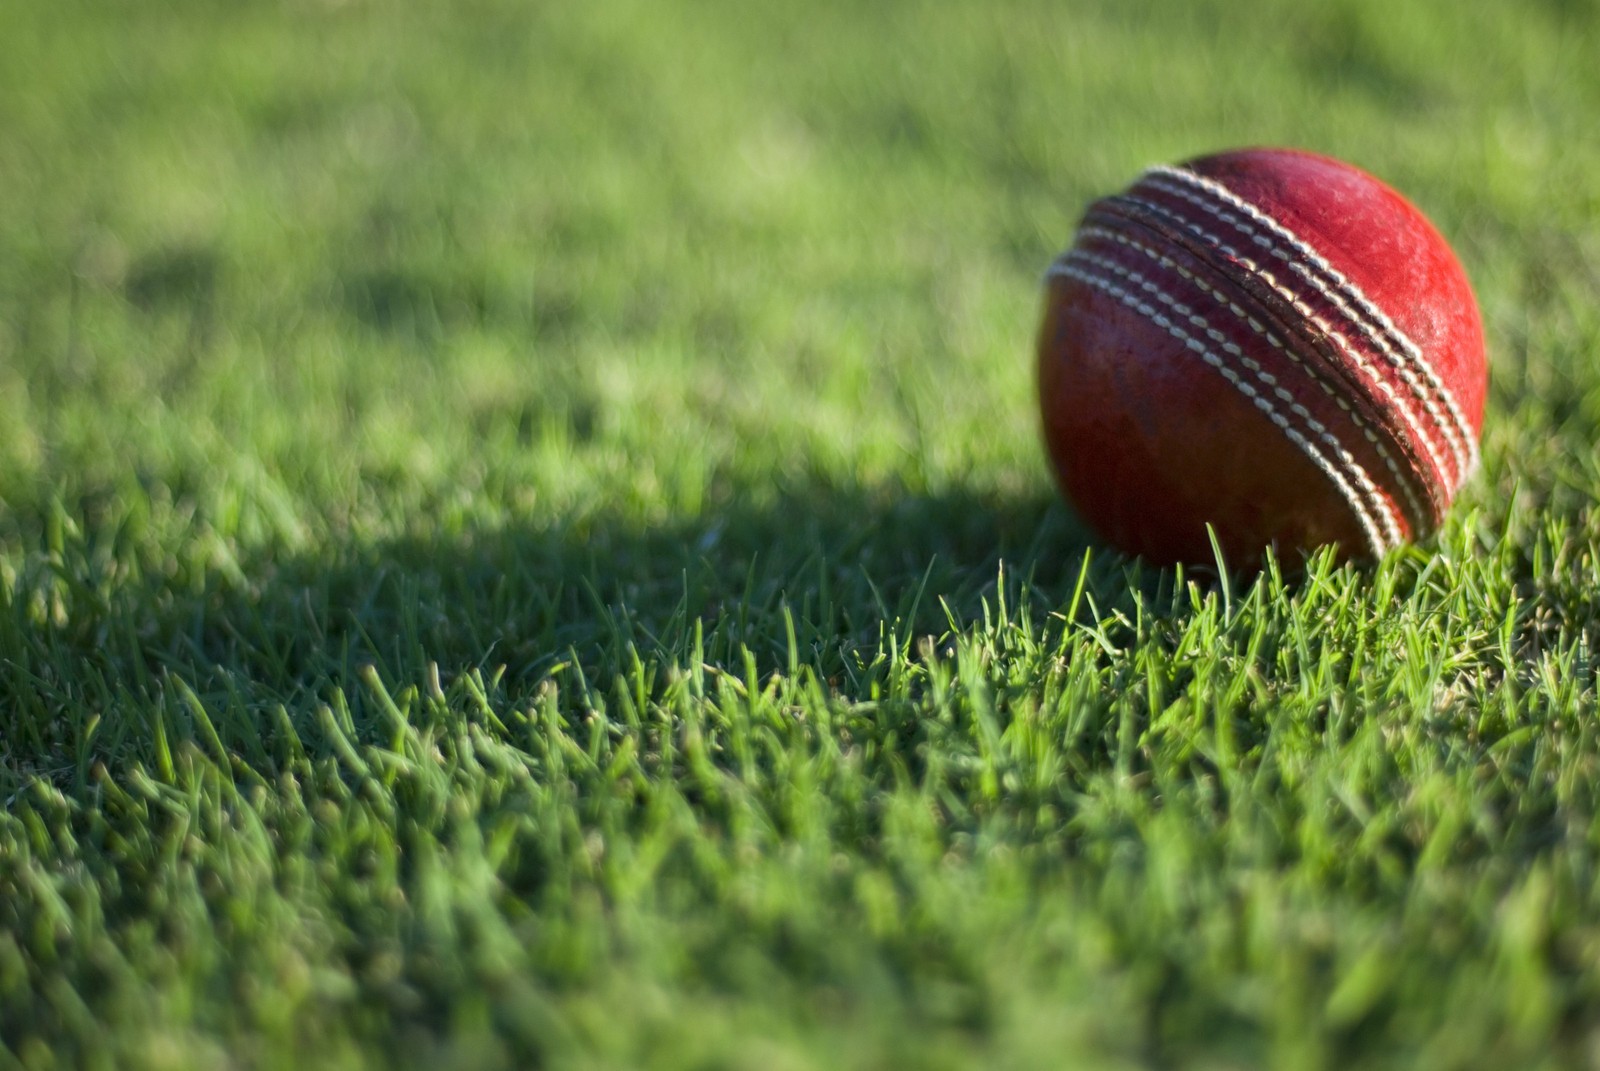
[175,481,1100,693]
[4,478,1149,777]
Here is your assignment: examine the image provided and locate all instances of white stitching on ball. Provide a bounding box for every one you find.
[1117,192,1456,503]
[1046,255,1393,557]
[1076,223,1432,531]
[1061,246,1404,550]
[1143,166,1479,487]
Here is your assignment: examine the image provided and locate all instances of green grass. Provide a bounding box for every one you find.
[4,0,1600,1067]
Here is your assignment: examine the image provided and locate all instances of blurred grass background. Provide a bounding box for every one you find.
[6,0,1596,534]
[4,0,1600,1068]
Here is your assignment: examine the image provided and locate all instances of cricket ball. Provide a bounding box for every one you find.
[1037,147,1487,565]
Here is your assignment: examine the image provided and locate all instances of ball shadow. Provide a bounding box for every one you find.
[3,477,1165,779]
[171,480,1100,701]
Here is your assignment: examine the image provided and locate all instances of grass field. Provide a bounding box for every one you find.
[4,0,1600,1067]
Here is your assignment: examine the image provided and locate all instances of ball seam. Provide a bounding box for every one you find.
[1047,255,1393,557]
[1116,191,1456,507]
[1060,245,1404,550]
[1076,222,1432,534]
[1144,166,1479,486]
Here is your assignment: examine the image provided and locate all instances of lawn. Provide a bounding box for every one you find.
[4,0,1600,1067]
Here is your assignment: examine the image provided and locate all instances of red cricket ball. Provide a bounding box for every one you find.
[1037,147,1488,565]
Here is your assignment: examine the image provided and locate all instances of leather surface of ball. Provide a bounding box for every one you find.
[1037,147,1488,566]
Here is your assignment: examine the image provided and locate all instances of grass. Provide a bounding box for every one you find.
[4,0,1600,1067]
